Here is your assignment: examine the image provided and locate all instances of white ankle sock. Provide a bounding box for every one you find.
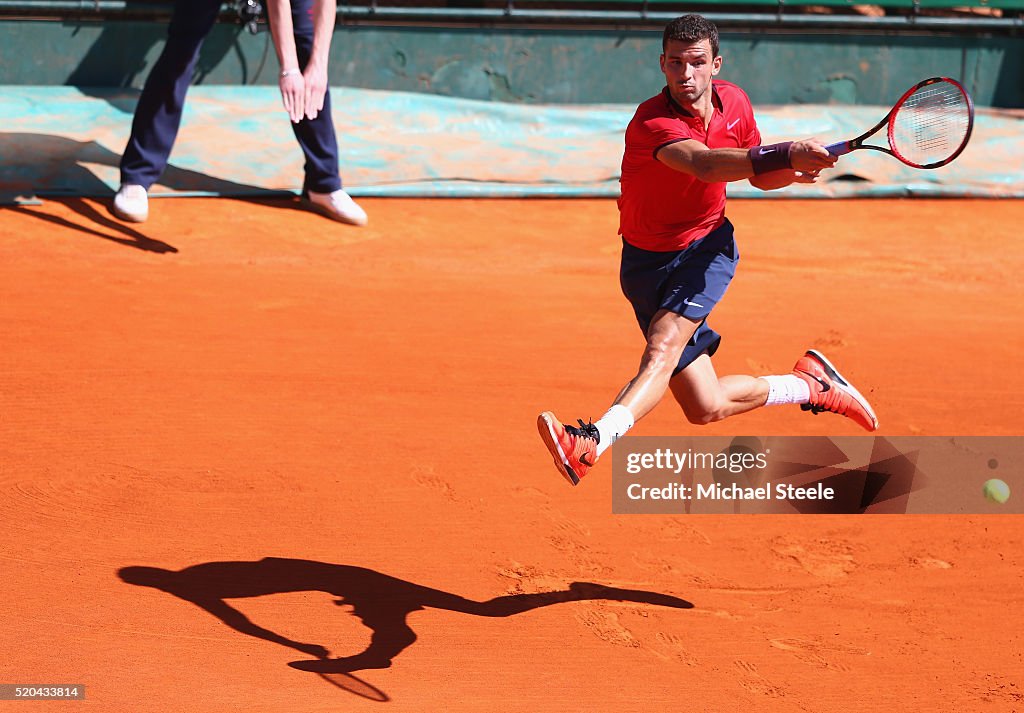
[761,374,811,406]
[595,404,635,457]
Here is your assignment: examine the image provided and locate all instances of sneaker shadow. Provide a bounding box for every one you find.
[0,133,283,200]
[0,132,293,251]
[118,558,693,700]
[5,198,178,254]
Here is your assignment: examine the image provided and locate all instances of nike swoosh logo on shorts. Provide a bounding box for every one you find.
[683,300,704,308]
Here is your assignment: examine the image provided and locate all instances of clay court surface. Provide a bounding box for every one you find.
[2,197,1022,711]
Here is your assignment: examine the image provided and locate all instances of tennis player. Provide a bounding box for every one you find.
[538,14,878,486]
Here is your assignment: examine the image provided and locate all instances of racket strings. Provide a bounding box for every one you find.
[890,82,971,167]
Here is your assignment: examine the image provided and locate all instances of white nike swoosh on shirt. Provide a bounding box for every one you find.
[727,118,740,130]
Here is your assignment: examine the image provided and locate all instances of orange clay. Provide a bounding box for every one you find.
[0,197,1022,710]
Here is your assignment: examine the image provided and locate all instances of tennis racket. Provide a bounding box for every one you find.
[826,77,974,169]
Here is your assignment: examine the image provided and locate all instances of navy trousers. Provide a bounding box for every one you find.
[120,0,342,193]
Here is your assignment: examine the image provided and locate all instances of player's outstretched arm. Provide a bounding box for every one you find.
[749,138,836,190]
[656,137,837,184]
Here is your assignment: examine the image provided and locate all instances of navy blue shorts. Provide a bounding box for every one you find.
[619,218,739,375]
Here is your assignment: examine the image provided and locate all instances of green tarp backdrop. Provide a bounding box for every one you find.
[1,86,1020,200]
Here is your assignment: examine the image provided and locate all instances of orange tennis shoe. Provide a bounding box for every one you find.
[792,350,879,432]
[537,412,600,486]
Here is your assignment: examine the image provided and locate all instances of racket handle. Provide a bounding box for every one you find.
[826,141,852,156]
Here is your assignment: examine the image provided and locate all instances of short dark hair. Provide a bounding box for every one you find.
[662,14,720,57]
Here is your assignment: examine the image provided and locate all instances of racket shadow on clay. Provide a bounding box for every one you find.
[119,558,693,700]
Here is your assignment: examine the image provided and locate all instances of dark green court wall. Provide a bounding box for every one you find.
[1,20,1020,107]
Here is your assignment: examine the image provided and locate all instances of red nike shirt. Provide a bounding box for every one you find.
[618,80,762,252]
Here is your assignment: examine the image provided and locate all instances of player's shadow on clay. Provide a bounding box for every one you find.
[119,558,693,701]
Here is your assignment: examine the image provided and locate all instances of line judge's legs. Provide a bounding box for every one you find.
[120,0,222,188]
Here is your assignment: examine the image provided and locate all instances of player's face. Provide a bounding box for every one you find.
[660,39,722,106]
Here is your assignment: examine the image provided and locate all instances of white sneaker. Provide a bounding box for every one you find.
[305,189,368,226]
[112,184,149,223]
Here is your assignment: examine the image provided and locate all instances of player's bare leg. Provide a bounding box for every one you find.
[539,313,878,485]
[671,351,877,429]
[614,309,699,420]
[670,350,877,429]
[538,309,696,485]
[669,353,769,424]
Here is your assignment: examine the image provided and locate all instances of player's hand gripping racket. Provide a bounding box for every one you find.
[827,77,974,169]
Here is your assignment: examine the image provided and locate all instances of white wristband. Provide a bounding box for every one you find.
[280,68,301,78]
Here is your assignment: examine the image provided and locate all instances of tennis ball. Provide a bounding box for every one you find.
[982,478,1010,504]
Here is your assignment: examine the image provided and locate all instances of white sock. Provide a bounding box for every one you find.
[594,404,635,457]
[761,374,811,406]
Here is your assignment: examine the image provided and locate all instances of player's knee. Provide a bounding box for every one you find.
[684,408,713,426]
[642,335,685,373]
[682,401,727,426]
